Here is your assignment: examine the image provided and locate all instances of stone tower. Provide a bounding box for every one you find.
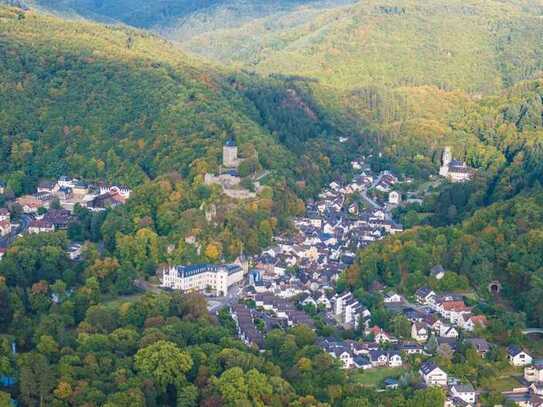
[223,139,238,168]
[439,146,452,177]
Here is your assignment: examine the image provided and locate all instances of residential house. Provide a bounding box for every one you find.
[388,191,401,205]
[508,346,533,367]
[525,361,543,383]
[465,338,490,357]
[368,326,393,343]
[0,208,11,237]
[416,287,436,305]
[460,315,488,332]
[430,265,446,280]
[439,324,459,338]
[67,243,82,260]
[411,322,429,342]
[388,351,403,368]
[16,195,45,213]
[398,342,425,355]
[383,291,403,303]
[450,383,476,405]
[43,209,72,229]
[369,350,388,367]
[37,180,57,193]
[420,361,448,387]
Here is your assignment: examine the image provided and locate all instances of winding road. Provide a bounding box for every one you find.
[0,214,32,248]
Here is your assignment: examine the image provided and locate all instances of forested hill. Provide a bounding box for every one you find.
[20,0,543,94]
[344,77,543,331]
[0,5,357,195]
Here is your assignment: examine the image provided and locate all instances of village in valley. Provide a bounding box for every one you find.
[1,141,540,407]
[157,143,542,407]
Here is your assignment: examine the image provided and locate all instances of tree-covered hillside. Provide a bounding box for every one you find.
[344,77,543,329]
[0,6,358,193]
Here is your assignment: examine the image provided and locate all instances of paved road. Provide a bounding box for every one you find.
[0,214,32,248]
[360,173,383,209]
[523,328,543,335]
[134,278,242,314]
[207,285,242,313]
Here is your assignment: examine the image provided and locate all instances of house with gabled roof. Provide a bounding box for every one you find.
[508,345,533,367]
[420,361,448,387]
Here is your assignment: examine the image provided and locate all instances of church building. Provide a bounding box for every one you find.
[439,147,473,182]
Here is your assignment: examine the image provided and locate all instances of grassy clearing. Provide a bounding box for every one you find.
[351,367,405,387]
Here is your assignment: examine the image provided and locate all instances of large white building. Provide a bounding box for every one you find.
[161,263,244,296]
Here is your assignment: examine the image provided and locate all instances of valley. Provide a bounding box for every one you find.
[0,1,542,406]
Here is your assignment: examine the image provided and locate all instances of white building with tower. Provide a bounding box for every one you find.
[160,262,245,296]
[439,147,473,182]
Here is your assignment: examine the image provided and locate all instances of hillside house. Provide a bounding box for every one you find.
[420,361,448,387]
[525,361,543,383]
[508,346,533,367]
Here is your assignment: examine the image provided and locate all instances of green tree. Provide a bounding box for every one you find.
[134,340,193,392]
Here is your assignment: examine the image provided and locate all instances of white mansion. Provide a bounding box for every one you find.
[161,262,245,296]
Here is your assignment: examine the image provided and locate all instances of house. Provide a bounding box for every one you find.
[399,342,425,355]
[368,326,393,343]
[439,324,459,338]
[460,314,488,332]
[508,346,533,367]
[465,338,490,357]
[411,322,429,342]
[87,192,125,211]
[43,209,72,229]
[67,243,82,260]
[437,337,458,355]
[0,209,11,237]
[439,300,471,324]
[353,355,372,370]
[0,181,4,194]
[37,180,57,193]
[0,208,9,222]
[430,265,446,280]
[16,195,45,213]
[388,191,401,205]
[420,361,448,387]
[503,390,543,407]
[369,350,388,367]
[28,219,55,234]
[416,287,436,305]
[327,345,354,369]
[388,352,403,367]
[450,383,476,405]
[383,291,403,303]
[525,361,543,383]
